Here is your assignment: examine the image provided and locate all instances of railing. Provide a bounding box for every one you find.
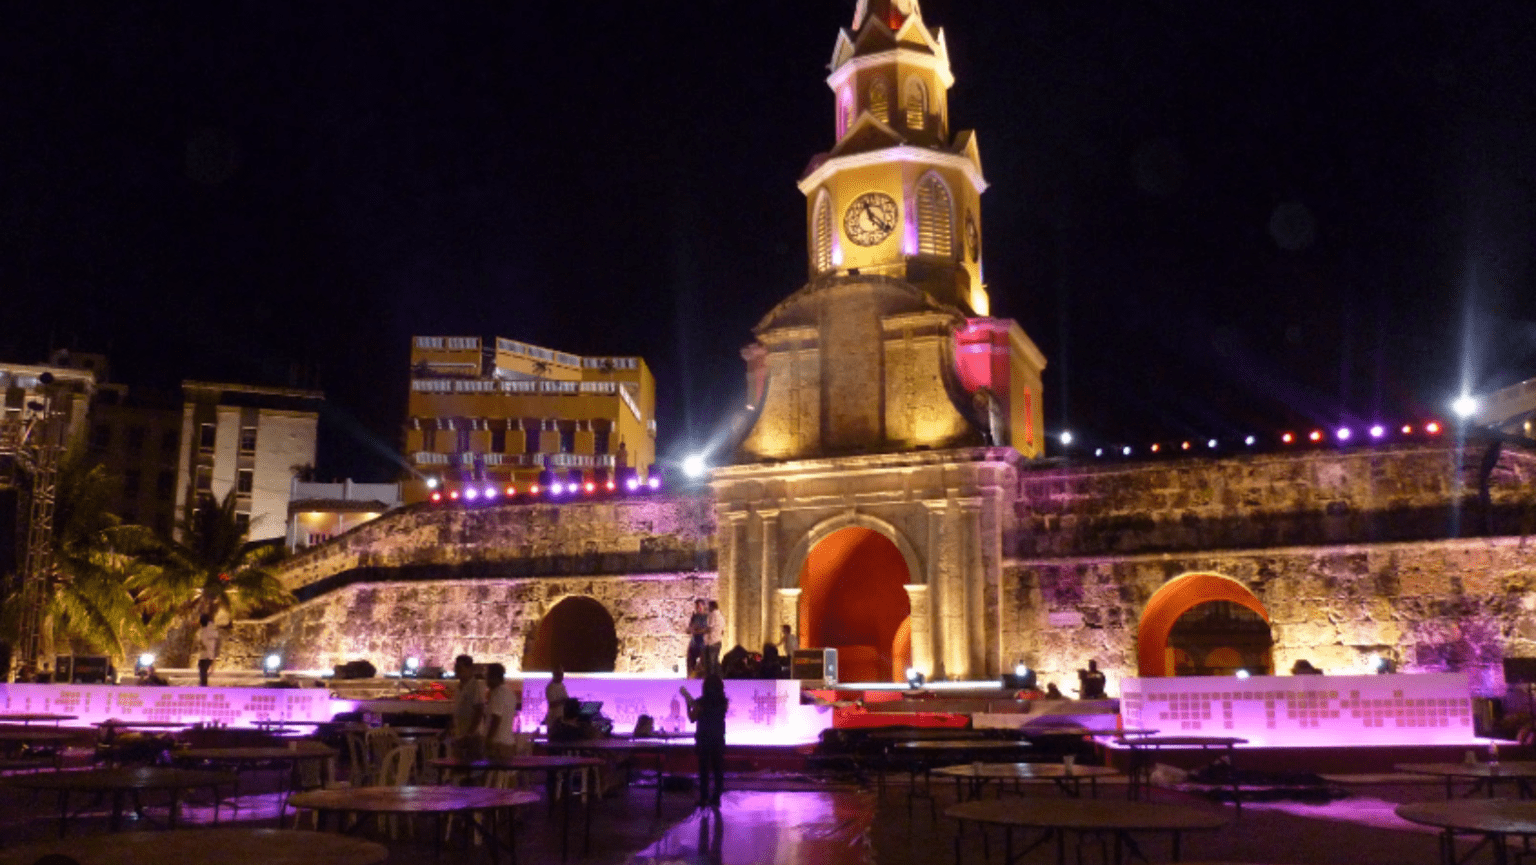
[411,452,450,465]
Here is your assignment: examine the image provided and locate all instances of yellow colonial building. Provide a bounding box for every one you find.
[404,336,655,502]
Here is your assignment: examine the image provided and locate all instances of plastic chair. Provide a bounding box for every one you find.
[344,730,372,786]
[373,745,417,838]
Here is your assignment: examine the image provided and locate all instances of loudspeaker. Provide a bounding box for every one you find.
[1504,658,1536,685]
[791,648,838,685]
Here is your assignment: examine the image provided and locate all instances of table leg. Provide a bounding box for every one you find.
[111,789,125,832]
[1228,744,1241,816]
[56,790,69,838]
[585,771,594,857]
[654,750,664,815]
[561,768,573,862]
[953,817,963,865]
[170,788,181,828]
[1494,831,1509,865]
[1172,830,1182,862]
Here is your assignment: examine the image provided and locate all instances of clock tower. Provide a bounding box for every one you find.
[735,0,1046,462]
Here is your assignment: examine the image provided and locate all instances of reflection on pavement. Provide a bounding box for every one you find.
[628,790,877,865]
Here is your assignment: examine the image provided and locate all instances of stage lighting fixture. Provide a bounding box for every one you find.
[1235,669,1250,679]
[1059,431,1073,446]
[263,654,282,677]
[425,477,439,489]
[431,492,442,503]
[1370,425,1385,438]
[683,454,707,478]
[1337,427,1351,441]
[1244,436,1256,446]
[647,477,661,490]
[905,667,926,689]
[403,657,421,677]
[1452,395,1478,419]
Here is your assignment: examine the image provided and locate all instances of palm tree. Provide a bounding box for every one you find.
[131,491,293,638]
[0,453,151,662]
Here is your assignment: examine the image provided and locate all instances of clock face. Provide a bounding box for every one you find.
[965,211,980,261]
[843,192,899,247]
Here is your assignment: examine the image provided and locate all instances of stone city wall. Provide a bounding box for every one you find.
[228,571,717,674]
[1003,535,1536,697]
[276,493,716,595]
[1012,443,1536,557]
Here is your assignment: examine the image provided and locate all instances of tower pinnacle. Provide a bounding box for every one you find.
[853,0,919,31]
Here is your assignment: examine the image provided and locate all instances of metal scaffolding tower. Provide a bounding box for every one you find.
[0,378,62,679]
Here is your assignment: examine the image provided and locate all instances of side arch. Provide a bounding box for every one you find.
[1137,573,1269,677]
[777,511,924,591]
[523,595,619,673]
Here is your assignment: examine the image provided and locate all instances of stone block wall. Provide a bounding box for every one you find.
[227,571,717,675]
[1013,443,1536,557]
[1003,536,1536,697]
[277,494,716,594]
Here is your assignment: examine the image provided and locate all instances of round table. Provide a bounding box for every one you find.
[1397,799,1536,865]
[5,766,238,835]
[932,762,1123,800]
[1396,762,1536,800]
[173,743,339,822]
[947,797,1229,864]
[291,786,540,865]
[0,828,387,865]
[543,738,695,814]
[431,756,605,861]
[0,713,77,726]
[1115,735,1248,812]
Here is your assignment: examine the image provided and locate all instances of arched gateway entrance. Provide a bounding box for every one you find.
[798,527,911,683]
[1138,573,1273,677]
[524,596,619,673]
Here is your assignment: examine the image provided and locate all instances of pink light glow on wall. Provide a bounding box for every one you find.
[517,675,831,745]
[0,683,355,728]
[1121,673,1476,747]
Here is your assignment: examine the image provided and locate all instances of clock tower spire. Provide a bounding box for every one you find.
[802,0,987,316]
[733,1,1045,463]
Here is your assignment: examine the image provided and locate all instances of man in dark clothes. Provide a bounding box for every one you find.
[1078,660,1107,699]
[680,674,728,808]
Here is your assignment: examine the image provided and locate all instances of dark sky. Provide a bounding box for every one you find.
[3,2,1534,481]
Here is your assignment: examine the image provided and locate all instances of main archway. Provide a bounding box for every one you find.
[798,526,911,683]
[523,596,619,673]
[1137,573,1270,677]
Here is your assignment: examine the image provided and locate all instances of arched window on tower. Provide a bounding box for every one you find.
[904,77,927,130]
[813,190,834,273]
[869,78,889,124]
[915,173,953,257]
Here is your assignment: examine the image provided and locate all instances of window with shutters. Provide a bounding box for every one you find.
[869,78,889,123]
[904,77,926,130]
[916,173,953,257]
[813,190,834,273]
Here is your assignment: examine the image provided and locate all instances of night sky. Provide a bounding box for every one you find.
[4,2,1534,481]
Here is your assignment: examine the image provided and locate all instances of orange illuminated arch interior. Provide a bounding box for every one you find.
[1137,573,1269,677]
[524,596,619,673]
[798,526,912,683]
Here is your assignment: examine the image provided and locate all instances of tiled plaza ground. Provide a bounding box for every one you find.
[0,756,1493,864]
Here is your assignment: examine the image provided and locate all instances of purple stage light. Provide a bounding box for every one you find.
[1370,425,1386,438]
[464,488,479,501]
[1336,427,1351,441]
[647,477,661,490]
[550,482,564,495]
[483,487,498,499]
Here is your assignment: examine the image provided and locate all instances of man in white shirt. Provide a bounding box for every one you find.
[544,667,569,732]
[484,663,520,759]
[196,615,220,687]
[450,654,487,761]
[703,601,724,676]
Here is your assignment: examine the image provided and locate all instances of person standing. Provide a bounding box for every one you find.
[685,599,708,677]
[702,601,724,677]
[196,615,221,687]
[1077,660,1107,699]
[778,624,797,657]
[544,666,569,733]
[680,674,729,808]
[484,663,519,759]
[450,654,487,761]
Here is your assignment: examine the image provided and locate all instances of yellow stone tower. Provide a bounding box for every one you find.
[737,0,1046,461]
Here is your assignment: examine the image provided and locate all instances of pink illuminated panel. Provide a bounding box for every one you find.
[1121,673,1475,747]
[0,683,353,728]
[517,676,831,745]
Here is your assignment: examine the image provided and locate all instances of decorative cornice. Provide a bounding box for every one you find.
[797,144,986,195]
[827,48,954,91]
